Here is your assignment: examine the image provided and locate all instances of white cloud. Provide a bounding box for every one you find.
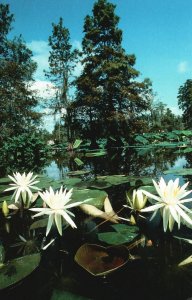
[29,80,56,132]
[30,80,55,99]
[72,40,82,51]
[27,40,49,54]
[73,61,83,77]
[27,40,50,80]
[28,39,83,80]
[169,105,182,115]
[177,61,189,74]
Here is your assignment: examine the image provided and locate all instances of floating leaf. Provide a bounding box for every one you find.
[97,175,130,186]
[0,253,40,290]
[98,224,139,245]
[88,180,111,189]
[74,243,128,276]
[30,217,48,230]
[63,178,82,189]
[74,157,84,166]
[72,189,107,209]
[0,177,11,184]
[138,185,156,200]
[67,170,90,176]
[163,168,192,175]
[134,135,149,145]
[73,139,83,149]
[85,151,107,157]
[0,185,9,194]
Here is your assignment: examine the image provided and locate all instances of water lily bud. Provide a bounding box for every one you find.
[134,190,148,210]
[127,190,148,211]
[2,201,9,217]
[130,214,136,225]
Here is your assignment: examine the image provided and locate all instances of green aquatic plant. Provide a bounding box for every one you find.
[141,177,192,232]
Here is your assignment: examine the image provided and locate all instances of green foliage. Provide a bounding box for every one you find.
[98,224,139,245]
[45,17,78,142]
[0,253,40,290]
[73,0,151,143]
[73,139,83,149]
[178,79,192,128]
[0,4,41,143]
[134,130,192,147]
[163,168,192,176]
[148,100,183,132]
[0,133,51,173]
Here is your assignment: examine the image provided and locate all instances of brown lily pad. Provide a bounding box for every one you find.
[74,243,128,276]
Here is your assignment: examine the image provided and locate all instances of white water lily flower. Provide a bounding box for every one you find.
[4,172,40,203]
[30,186,86,236]
[141,177,192,232]
[126,189,148,211]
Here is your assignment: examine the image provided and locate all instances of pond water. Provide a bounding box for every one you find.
[1,146,192,300]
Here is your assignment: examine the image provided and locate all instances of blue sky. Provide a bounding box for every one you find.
[2,0,192,118]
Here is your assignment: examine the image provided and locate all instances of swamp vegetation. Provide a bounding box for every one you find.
[1,1,192,299]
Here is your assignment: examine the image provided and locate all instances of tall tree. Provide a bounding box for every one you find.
[45,18,78,142]
[0,4,41,143]
[74,0,150,144]
[0,3,13,54]
[178,79,192,128]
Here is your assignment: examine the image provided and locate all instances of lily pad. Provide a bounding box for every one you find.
[30,217,48,230]
[138,185,156,195]
[67,170,91,176]
[74,157,84,166]
[163,168,192,176]
[36,177,59,189]
[73,139,83,149]
[72,189,107,209]
[74,243,128,276]
[0,185,9,194]
[0,253,41,290]
[97,175,130,186]
[98,224,139,245]
[88,180,112,189]
[85,150,107,157]
[63,178,82,189]
[0,177,11,184]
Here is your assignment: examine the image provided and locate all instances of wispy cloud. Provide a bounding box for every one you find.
[30,80,55,99]
[177,61,189,74]
[27,39,82,133]
[72,40,82,51]
[169,105,182,115]
[28,39,83,80]
[27,40,50,80]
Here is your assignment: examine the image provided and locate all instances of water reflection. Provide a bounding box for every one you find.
[45,147,187,181]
